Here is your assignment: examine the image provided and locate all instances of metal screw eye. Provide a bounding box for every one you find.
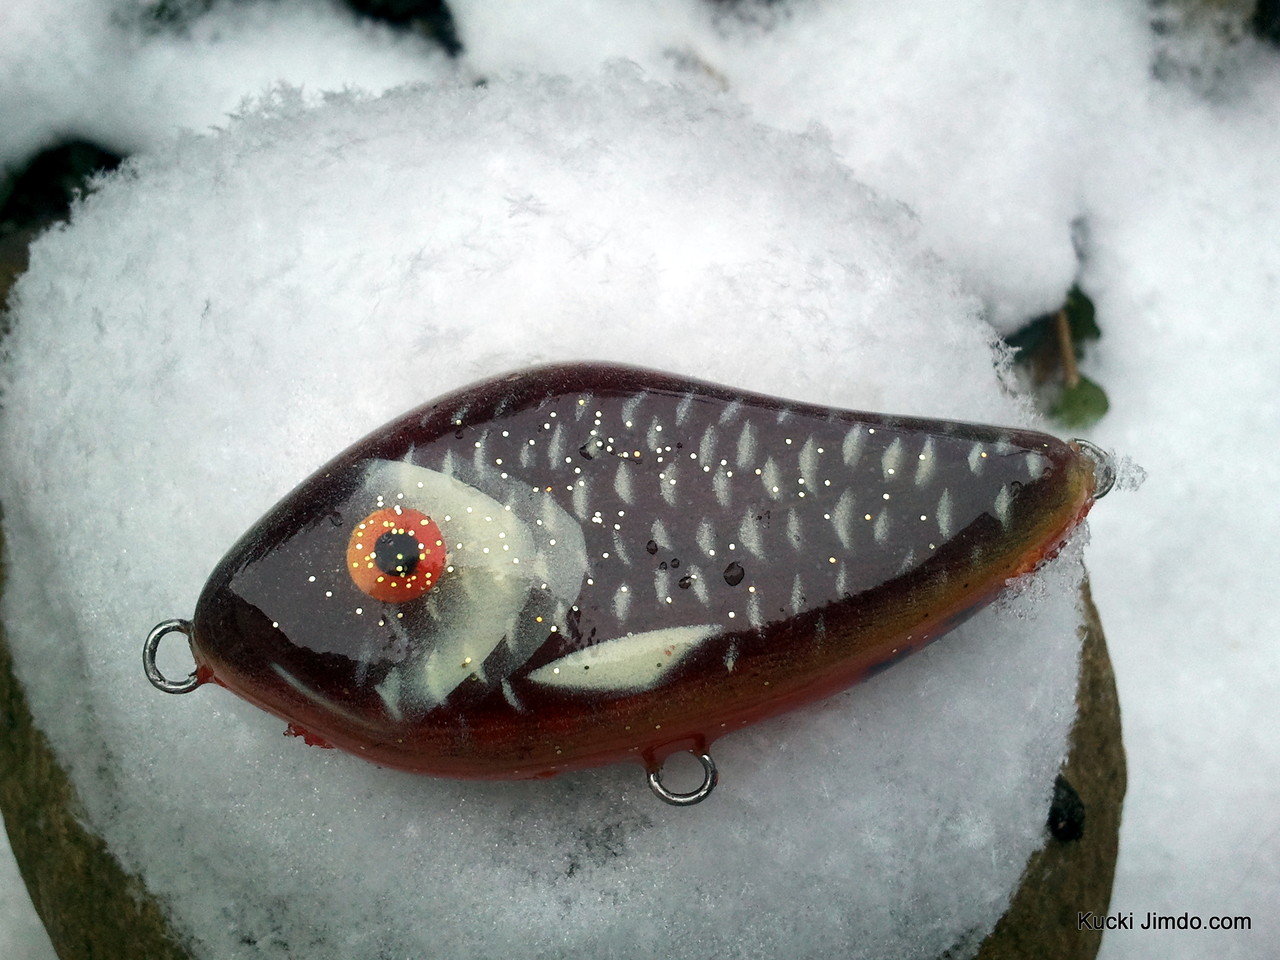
[143,618,201,694]
[647,751,718,806]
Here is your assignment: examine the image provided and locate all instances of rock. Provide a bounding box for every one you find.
[0,564,1123,960]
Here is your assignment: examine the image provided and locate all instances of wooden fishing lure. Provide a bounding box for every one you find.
[145,363,1111,804]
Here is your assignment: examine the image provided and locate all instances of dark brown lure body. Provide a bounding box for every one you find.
[146,363,1104,803]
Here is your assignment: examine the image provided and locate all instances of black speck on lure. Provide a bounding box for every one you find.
[145,363,1112,804]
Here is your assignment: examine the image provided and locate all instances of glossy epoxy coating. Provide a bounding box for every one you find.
[189,363,1099,780]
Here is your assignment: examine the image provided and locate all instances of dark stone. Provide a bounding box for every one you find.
[1048,775,1086,843]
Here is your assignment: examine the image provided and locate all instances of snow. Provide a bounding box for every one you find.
[0,840,53,960]
[1079,55,1280,956]
[0,0,455,168]
[1,1,1277,958]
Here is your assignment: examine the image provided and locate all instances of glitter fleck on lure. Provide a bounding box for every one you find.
[144,363,1112,805]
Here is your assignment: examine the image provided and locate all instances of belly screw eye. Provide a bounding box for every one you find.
[647,751,718,805]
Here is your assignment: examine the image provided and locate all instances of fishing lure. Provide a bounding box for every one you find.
[145,363,1112,805]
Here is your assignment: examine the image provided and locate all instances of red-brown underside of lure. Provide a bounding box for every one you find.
[164,364,1100,787]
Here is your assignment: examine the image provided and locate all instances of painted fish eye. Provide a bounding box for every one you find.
[346,507,446,603]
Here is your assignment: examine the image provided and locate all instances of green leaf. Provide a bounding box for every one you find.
[1064,285,1101,342]
[1051,375,1109,429]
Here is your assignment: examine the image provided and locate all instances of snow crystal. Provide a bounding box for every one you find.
[0,71,1083,960]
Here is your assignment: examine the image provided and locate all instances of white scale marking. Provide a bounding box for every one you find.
[1026,452,1048,480]
[738,511,765,559]
[835,562,849,597]
[873,510,891,544]
[621,392,644,424]
[760,456,781,498]
[651,518,672,551]
[571,476,590,519]
[832,489,856,549]
[937,488,954,539]
[660,461,678,506]
[747,592,763,629]
[526,624,722,693]
[896,548,917,576]
[881,437,903,479]
[798,437,820,486]
[646,417,663,451]
[698,425,718,465]
[675,392,694,425]
[696,519,716,556]
[791,573,805,614]
[968,443,986,474]
[471,429,490,470]
[612,530,632,566]
[914,437,936,487]
[842,425,864,466]
[787,510,803,551]
[735,420,757,468]
[546,423,565,466]
[551,600,569,629]
[724,641,739,672]
[614,584,631,621]
[374,670,404,721]
[500,679,524,712]
[653,566,671,603]
[719,398,743,425]
[713,471,731,508]
[519,438,534,469]
[493,392,515,417]
[613,462,634,504]
[689,565,710,605]
[574,394,593,421]
[993,486,1013,528]
[539,496,565,542]
[439,448,457,478]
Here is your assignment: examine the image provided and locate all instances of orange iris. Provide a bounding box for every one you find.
[346,507,446,603]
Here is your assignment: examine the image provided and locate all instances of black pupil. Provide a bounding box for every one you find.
[373,532,420,578]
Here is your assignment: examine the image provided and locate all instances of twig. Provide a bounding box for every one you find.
[1055,308,1079,389]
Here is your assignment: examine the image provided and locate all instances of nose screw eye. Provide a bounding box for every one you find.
[1069,439,1116,499]
[143,618,201,694]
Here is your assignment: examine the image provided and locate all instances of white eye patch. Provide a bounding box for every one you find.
[362,457,587,707]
